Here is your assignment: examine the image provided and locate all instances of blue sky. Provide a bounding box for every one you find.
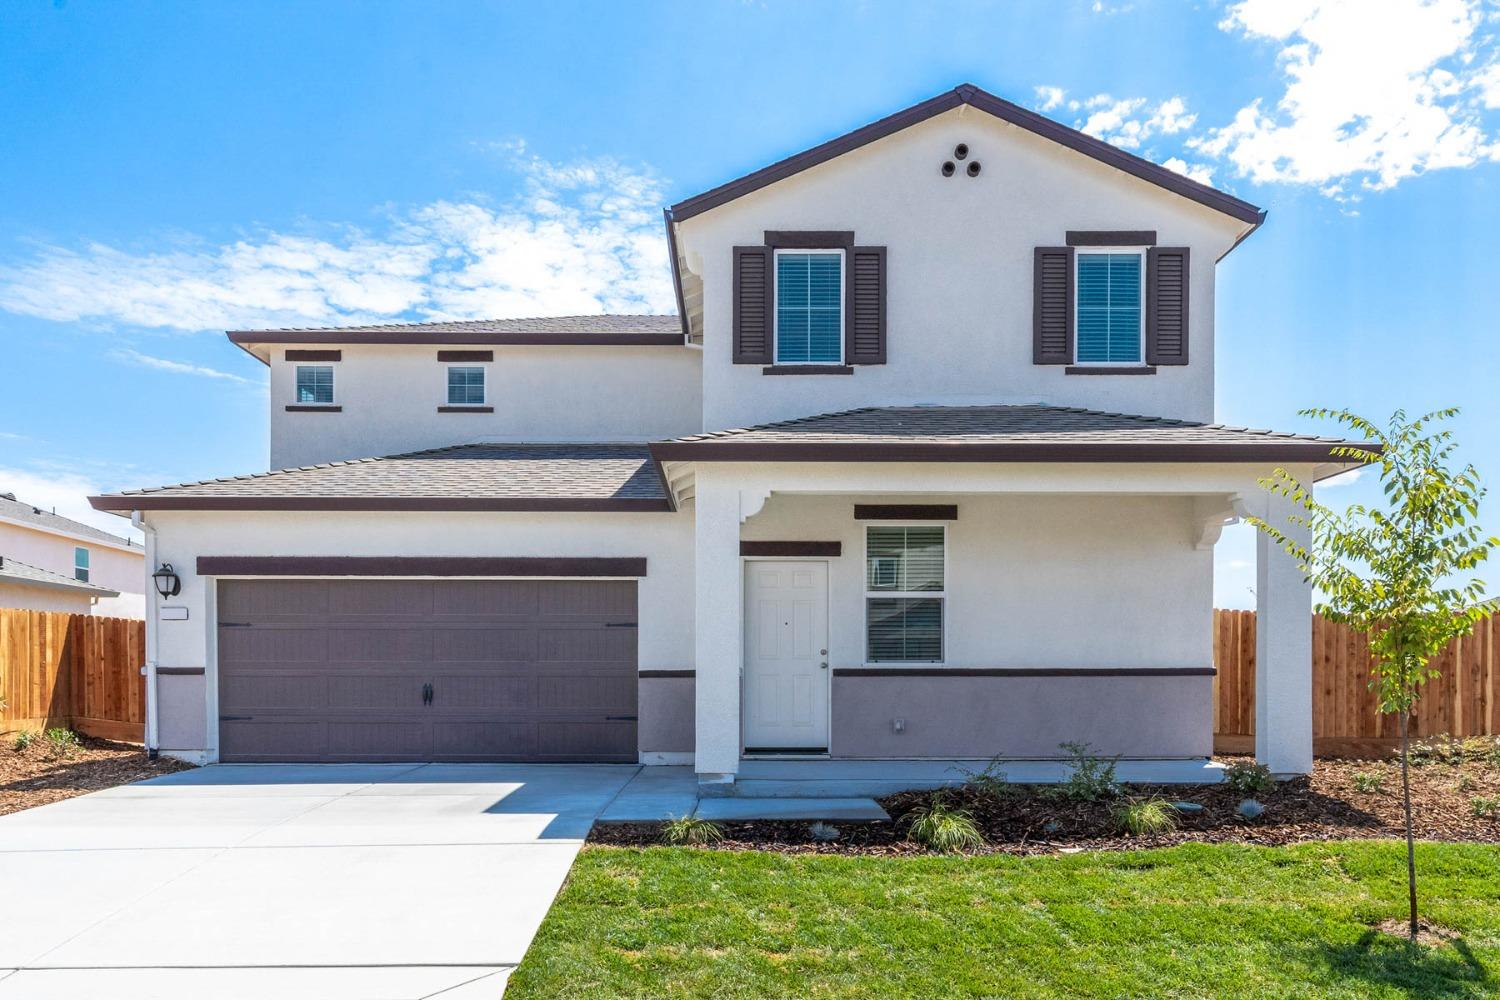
[2,0,1498,607]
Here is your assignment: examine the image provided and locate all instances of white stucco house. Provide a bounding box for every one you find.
[0,492,142,616]
[91,85,1371,782]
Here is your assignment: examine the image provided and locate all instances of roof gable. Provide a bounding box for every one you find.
[668,84,1264,227]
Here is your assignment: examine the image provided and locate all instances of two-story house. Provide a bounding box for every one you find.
[0,492,143,617]
[91,85,1371,783]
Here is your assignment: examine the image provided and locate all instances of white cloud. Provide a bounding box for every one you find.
[0,150,676,334]
[1192,0,1499,192]
[0,466,141,541]
[1162,156,1216,185]
[1034,85,1067,112]
[1077,95,1197,149]
[110,349,260,385]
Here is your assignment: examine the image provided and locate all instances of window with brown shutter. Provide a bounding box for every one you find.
[845,246,886,364]
[1146,246,1190,365]
[732,245,773,364]
[1032,246,1074,364]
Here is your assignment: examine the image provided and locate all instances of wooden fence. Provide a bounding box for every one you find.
[1213,609,1500,758]
[0,609,145,742]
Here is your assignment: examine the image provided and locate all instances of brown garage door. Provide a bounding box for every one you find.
[216,579,638,763]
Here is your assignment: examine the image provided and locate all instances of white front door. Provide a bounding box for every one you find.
[743,561,830,751]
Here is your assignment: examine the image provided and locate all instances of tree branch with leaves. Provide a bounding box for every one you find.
[1248,407,1496,941]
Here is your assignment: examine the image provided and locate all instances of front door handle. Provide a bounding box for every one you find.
[421,682,433,706]
[820,662,829,670]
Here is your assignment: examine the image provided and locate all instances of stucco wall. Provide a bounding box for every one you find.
[676,106,1248,431]
[0,581,96,614]
[0,521,145,616]
[268,344,703,469]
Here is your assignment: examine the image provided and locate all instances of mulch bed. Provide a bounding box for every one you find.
[0,735,192,816]
[591,754,1500,855]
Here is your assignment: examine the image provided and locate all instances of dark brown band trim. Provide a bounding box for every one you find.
[762,365,854,376]
[285,350,342,361]
[197,556,648,578]
[764,230,856,249]
[156,667,206,676]
[233,330,685,348]
[640,669,695,679]
[92,496,673,512]
[284,405,342,413]
[1066,231,1156,247]
[438,350,494,362]
[834,667,1216,677]
[1065,366,1157,376]
[651,441,1377,464]
[740,541,842,557]
[854,504,958,520]
[436,406,495,413]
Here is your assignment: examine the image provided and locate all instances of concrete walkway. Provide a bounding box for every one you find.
[0,763,641,999]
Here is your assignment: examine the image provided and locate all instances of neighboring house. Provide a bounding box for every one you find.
[90,84,1373,779]
[0,492,143,617]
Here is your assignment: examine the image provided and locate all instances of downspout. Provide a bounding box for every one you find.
[132,510,160,759]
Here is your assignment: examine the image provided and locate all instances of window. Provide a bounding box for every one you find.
[865,526,944,663]
[74,546,89,582]
[775,250,843,363]
[1075,250,1143,364]
[295,365,335,404]
[447,366,485,406]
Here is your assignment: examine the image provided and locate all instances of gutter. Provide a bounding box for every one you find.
[132,510,160,759]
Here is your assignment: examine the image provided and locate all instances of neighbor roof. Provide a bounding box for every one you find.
[0,557,120,597]
[228,314,685,361]
[649,405,1377,471]
[669,84,1266,227]
[0,492,139,549]
[88,443,672,512]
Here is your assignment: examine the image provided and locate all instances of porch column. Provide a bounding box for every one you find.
[1254,489,1313,775]
[693,473,742,782]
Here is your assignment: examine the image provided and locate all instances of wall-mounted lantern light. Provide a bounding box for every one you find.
[152,563,181,599]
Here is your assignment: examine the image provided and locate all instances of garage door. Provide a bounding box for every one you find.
[216,579,638,762]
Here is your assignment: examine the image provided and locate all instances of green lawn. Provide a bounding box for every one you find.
[508,841,1500,999]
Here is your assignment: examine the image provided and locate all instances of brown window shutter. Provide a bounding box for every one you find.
[1032,247,1074,364]
[732,246,773,364]
[1146,247,1190,365]
[845,246,886,364]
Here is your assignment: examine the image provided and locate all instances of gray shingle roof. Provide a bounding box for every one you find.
[0,493,138,548]
[90,444,670,512]
[230,314,681,337]
[0,557,120,596]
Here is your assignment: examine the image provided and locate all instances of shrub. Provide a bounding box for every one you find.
[1409,734,1500,767]
[1223,761,1276,798]
[1352,771,1386,794]
[12,730,37,752]
[1048,742,1120,803]
[808,821,840,842]
[954,756,1016,802]
[1455,773,1476,794]
[42,728,80,759]
[1114,798,1178,836]
[1471,796,1500,820]
[1237,799,1265,821]
[905,802,985,853]
[660,815,724,846]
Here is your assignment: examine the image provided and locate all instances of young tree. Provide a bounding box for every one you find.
[1249,408,1496,941]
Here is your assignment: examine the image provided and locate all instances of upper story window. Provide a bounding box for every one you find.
[447,366,486,406]
[295,365,335,405]
[865,525,944,663]
[1075,250,1143,365]
[775,250,843,364]
[74,546,89,582]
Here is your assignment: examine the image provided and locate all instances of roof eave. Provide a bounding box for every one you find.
[0,572,119,598]
[648,441,1380,464]
[225,330,687,349]
[88,495,674,513]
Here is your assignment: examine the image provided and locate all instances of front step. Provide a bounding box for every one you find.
[694,797,889,822]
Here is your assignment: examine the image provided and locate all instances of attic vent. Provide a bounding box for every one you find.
[940,161,955,177]
[0,492,13,501]
[954,143,969,160]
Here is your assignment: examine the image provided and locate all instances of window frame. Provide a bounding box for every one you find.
[772,247,846,366]
[862,523,947,666]
[445,365,487,407]
[73,546,90,583]
[1072,245,1147,367]
[294,364,336,405]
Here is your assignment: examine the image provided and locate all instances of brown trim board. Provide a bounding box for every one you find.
[197,556,648,578]
[640,669,695,679]
[436,406,495,413]
[740,541,842,557]
[834,667,1216,677]
[854,504,958,520]
[284,405,342,413]
[437,350,493,362]
[156,667,206,676]
[90,495,673,513]
[762,365,853,375]
[764,230,856,249]
[233,330,685,348]
[285,350,342,361]
[663,207,691,342]
[1066,231,1156,246]
[651,441,1379,464]
[1066,366,1157,375]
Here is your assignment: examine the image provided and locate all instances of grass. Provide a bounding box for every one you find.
[659,815,724,846]
[508,841,1500,999]
[1114,797,1178,836]
[905,801,985,852]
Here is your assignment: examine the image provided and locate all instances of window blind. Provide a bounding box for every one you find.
[447,366,485,405]
[776,252,842,363]
[1076,252,1142,364]
[866,526,944,662]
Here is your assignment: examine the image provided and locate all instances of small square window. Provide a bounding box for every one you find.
[295,365,334,404]
[447,366,485,406]
[74,546,90,583]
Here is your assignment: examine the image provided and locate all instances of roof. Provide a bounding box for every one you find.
[228,314,685,361]
[649,406,1378,469]
[0,557,120,597]
[88,443,672,513]
[668,84,1266,227]
[0,492,139,550]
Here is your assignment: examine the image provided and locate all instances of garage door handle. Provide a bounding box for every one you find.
[605,622,638,628]
[219,715,253,722]
[422,683,433,706]
[605,715,637,721]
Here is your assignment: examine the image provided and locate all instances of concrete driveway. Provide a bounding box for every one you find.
[0,762,644,999]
